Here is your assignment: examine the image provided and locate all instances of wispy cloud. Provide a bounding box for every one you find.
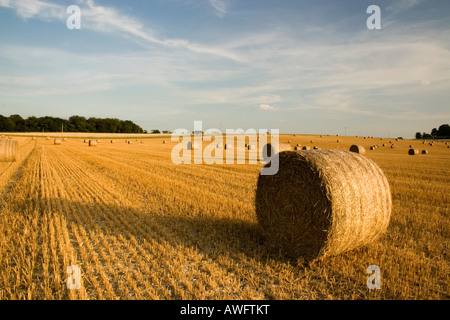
[256,104,279,111]
[209,0,227,17]
[0,0,241,61]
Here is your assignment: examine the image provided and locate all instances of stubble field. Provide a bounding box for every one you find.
[0,134,448,300]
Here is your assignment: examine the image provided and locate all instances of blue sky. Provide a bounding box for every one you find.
[0,0,449,137]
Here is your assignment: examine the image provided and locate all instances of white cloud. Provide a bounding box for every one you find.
[256,104,279,111]
[209,0,227,17]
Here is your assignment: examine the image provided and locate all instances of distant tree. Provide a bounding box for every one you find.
[422,132,432,139]
[415,132,422,139]
[0,114,144,133]
[0,115,14,131]
[151,129,161,134]
[431,128,438,138]
[437,124,450,138]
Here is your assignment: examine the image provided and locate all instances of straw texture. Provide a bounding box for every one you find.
[0,139,18,162]
[255,149,392,262]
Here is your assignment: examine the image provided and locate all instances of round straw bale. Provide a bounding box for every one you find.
[349,145,366,155]
[382,144,386,147]
[287,140,291,144]
[310,140,314,143]
[187,141,200,150]
[84,139,88,143]
[337,139,340,143]
[162,140,167,144]
[409,145,413,148]
[89,140,97,147]
[0,139,18,162]
[248,144,256,150]
[390,144,395,148]
[32,137,36,140]
[294,146,302,151]
[421,150,428,154]
[313,146,320,150]
[224,143,233,150]
[128,141,133,144]
[216,142,223,149]
[54,138,62,145]
[255,150,391,261]
[263,143,292,158]
[296,143,301,147]
[370,146,375,150]
[111,140,116,143]
[408,148,419,155]
[301,146,310,150]
[140,140,144,144]
[46,137,50,140]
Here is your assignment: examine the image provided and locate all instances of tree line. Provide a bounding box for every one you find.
[0,114,145,133]
[416,124,450,139]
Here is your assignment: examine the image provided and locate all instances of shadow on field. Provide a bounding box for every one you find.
[41,199,294,266]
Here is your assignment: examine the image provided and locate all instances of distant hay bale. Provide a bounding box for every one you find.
[248,144,256,150]
[162,140,167,144]
[390,144,395,149]
[395,138,399,141]
[408,148,419,155]
[320,135,323,138]
[54,138,62,145]
[421,150,428,154]
[255,150,392,262]
[310,140,314,143]
[382,144,386,147]
[337,139,340,143]
[302,146,310,150]
[313,146,320,150]
[216,143,223,149]
[263,143,292,158]
[89,140,97,147]
[296,144,301,147]
[294,146,302,150]
[128,141,133,144]
[46,137,50,140]
[370,146,375,150]
[187,141,200,150]
[287,140,291,144]
[0,139,18,162]
[409,145,413,148]
[140,140,144,144]
[111,140,116,143]
[349,145,366,155]
[32,137,36,140]
[84,139,88,143]
[224,143,233,150]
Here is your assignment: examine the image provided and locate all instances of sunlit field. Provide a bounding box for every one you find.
[0,134,448,300]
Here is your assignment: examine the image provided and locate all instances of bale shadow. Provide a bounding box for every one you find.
[36,199,296,267]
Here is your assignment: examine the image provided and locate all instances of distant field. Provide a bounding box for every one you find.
[0,134,449,299]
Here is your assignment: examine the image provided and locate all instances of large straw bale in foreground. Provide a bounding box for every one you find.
[255,150,392,262]
[0,139,18,162]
